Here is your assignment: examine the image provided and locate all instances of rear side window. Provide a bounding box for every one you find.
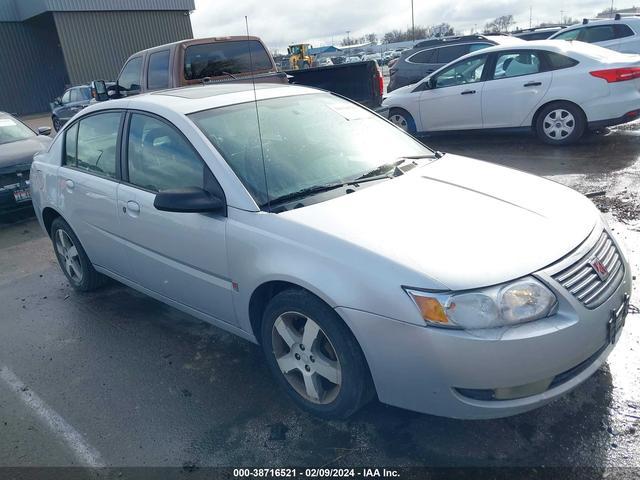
[79,87,91,100]
[408,48,436,64]
[126,113,205,192]
[147,50,170,90]
[493,52,541,79]
[184,40,273,80]
[615,24,635,38]
[68,113,122,179]
[583,25,617,43]
[545,52,579,70]
[436,44,470,63]
[119,57,143,93]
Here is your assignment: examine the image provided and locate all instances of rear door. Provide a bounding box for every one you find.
[418,54,488,131]
[481,50,552,128]
[116,112,234,324]
[58,111,130,276]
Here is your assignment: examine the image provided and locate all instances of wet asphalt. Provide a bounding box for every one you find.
[0,120,638,471]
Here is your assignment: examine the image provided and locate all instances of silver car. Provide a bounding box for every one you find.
[30,84,632,419]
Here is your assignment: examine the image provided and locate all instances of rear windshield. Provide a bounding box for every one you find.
[184,40,273,80]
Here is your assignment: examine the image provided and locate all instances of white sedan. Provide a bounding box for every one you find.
[382,40,640,144]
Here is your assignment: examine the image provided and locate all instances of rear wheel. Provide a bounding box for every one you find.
[51,217,106,292]
[261,289,373,419]
[535,102,585,145]
[388,108,416,133]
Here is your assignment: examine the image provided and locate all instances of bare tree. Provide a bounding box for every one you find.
[484,14,515,33]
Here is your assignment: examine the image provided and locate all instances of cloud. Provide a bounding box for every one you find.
[191,0,612,51]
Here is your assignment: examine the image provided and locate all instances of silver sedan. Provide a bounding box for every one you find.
[30,83,632,419]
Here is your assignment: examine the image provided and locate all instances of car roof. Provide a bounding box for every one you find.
[84,83,320,117]
[555,16,640,32]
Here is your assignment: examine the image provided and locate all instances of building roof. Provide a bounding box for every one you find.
[0,0,195,22]
[308,46,342,55]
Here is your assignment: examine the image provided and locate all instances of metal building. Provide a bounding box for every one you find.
[0,0,194,115]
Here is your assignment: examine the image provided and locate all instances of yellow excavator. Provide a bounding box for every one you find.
[288,44,313,69]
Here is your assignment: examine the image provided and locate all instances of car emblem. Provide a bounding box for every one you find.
[588,257,609,281]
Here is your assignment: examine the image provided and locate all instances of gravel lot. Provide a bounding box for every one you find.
[0,116,638,473]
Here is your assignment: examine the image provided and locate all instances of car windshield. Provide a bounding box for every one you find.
[0,116,35,145]
[190,93,433,207]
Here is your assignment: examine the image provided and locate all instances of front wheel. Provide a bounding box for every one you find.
[535,102,585,145]
[388,108,416,133]
[261,289,373,419]
[52,116,62,132]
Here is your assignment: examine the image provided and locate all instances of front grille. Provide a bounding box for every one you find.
[552,230,624,309]
[0,170,29,190]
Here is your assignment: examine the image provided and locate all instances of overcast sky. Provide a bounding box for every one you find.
[191,0,615,52]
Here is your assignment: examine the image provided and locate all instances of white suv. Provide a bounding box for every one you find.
[549,16,640,53]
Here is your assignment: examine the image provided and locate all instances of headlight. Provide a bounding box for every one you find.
[404,277,557,329]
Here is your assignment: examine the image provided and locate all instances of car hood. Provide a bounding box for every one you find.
[384,83,417,98]
[0,136,51,172]
[281,155,598,291]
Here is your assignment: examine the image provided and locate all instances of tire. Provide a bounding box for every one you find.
[535,102,585,145]
[261,289,373,419]
[50,217,107,292]
[52,116,62,132]
[388,108,416,134]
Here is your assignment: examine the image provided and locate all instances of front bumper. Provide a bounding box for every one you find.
[0,167,32,212]
[338,228,632,419]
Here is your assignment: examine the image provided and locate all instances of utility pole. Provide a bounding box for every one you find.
[560,9,565,25]
[411,0,415,44]
[529,6,533,28]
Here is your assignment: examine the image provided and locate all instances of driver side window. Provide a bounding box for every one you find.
[434,55,487,88]
[126,113,206,192]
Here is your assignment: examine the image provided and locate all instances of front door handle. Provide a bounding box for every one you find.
[524,81,542,87]
[461,90,476,95]
[126,200,140,213]
[65,179,74,189]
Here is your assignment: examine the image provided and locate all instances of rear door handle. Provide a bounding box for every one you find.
[126,200,140,213]
[65,179,74,189]
[461,90,476,95]
[524,81,542,87]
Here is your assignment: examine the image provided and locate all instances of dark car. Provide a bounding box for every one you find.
[51,85,92,131]
[0,112,51,212]
[387,34,524,92]
[512,26,565,41]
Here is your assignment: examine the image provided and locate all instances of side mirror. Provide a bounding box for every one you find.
[37,126,52,136]
[91,80,110,102]
[153,187,226,214]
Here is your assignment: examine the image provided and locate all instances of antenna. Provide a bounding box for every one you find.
[245,16,270,212]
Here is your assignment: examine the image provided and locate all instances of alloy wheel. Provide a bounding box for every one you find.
[542,109,575,140]
[390,113,409,131]
[271,311,342,404]
[54,229,83,283]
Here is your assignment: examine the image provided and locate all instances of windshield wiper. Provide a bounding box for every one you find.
[263,182,345,208]
[352,154,438,183]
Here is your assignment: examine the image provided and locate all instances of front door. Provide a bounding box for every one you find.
[419,54,488,131]
[482,50,552,129]
[116,112,235,324]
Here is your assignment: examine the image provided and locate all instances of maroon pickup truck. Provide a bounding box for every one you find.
[93,36,287,99]
[93,36,383,110]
